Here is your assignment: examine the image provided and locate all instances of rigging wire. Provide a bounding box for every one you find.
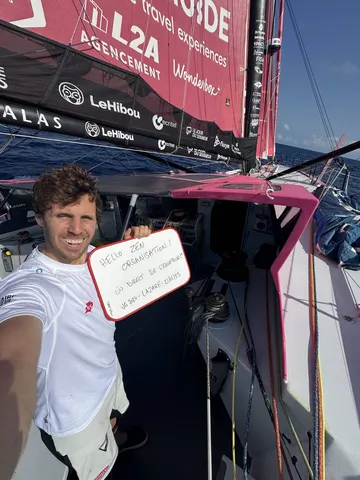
[205,316,214,480]
[228,283,246,479]
[281,434,304,480]
[265,270,283,479]
[227,281,297,480]
[285,0,336,151]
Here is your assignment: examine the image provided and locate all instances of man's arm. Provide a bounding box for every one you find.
[0,316,42,480]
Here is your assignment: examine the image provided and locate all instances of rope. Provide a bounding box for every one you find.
[228,281,296,480]
[231,314,245,479]
[224,281,248,479]
[278,389,314,478]
[242,334,255,479]
[205,317,213,480]
[317,164,346,204]
[308,222,326,479]
[265,270,283,479]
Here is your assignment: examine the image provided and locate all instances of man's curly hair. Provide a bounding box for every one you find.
[32,164,102,222]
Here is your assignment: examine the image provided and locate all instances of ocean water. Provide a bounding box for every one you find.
[275,143,360,197]
[0,125,359,196]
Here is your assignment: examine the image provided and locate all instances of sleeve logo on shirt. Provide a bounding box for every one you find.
[0,295,14,306]
[85,301,94,314]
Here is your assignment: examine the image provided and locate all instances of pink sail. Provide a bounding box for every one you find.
[1,0,249,138]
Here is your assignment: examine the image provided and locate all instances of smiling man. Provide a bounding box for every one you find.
[0,165,150,480]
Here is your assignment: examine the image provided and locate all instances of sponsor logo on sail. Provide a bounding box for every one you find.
[85,121,100,137]
[1,104,62,129]
[153,115,163,130]
[254,66,263,74]
[217,154,229,161]
[0,67,9,90]
[59,82,85,106]
[187,147,211,159]
[231,143,241,156]
[83,0,108,33]
[84,121,134,141]
[0,67,8,90]
[158,139,175,151]
[251,119,259,127]
[58,82,141,119]
[254,82,262,89]
[10,0,46,28]
[79,0,161,81]
[152,115,177,131]
[213,136,230,150]
[90,95,140,118]
[185,126,208,141]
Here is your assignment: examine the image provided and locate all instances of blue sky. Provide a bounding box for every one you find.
[276,0,360,158]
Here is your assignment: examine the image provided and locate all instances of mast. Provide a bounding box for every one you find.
[244,0,268,143]
[256,0,274,160]
[272,0,285,151]
[244,0,283,168]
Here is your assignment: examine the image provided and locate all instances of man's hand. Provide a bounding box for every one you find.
[124,225,152,240]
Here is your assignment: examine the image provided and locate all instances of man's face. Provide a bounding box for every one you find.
[36,194,97,265]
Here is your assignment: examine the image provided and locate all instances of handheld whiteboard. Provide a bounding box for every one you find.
[88,228,191,321]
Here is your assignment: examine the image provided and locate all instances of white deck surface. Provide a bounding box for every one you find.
[277,166,360,478]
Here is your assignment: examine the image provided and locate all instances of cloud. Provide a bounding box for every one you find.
[301,135,337,151]
[312,134,327,148]
[283,123,290,131]
[324,60,359,75]
[277,133,283,140]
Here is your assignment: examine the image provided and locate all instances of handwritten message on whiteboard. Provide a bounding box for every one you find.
[88,228,191,321]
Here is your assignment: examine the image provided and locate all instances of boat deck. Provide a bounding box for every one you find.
[108,265,243,479]
[280,221,360,475]
[266,165,318,193]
